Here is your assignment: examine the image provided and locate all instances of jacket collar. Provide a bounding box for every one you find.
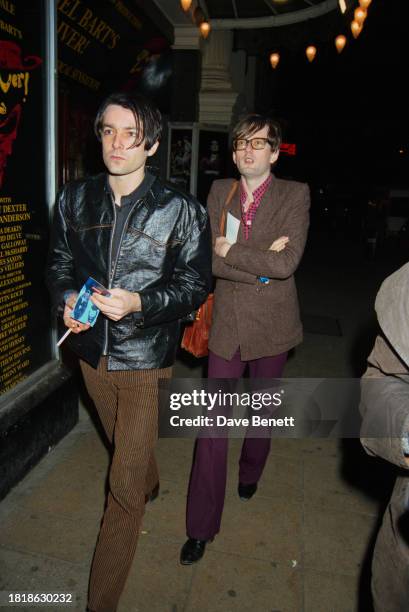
[231,174,279,241]
[101,171,161,209]
[144,174,163,208]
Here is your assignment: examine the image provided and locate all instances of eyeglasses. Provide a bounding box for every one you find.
[233,137,272,151]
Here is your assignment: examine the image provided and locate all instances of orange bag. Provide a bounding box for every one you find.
[181,293,214,357]
[181,181,238,358]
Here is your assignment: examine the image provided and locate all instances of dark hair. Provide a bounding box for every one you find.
[232,114,282,153]
[94,91,162,150]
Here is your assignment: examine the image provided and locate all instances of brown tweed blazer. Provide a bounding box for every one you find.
[207,175,310,361]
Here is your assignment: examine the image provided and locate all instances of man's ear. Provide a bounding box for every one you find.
[270,150,279,164]
[232,151,237,165]
[147,141,160,157]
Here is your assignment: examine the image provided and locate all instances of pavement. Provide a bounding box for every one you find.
[0,227,404,611]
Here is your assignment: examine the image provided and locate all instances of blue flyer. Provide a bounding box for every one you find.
[70,277,110,326]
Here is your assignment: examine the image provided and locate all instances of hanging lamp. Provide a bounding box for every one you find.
[351,20,363,38]
[354,7,367,24]
[335,35,347,53]
[269,53,280,69]
[199,21,211,39]
[180,0,192,12]
[306,46,317,62]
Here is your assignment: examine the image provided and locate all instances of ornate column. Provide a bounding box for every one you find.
[199,30,238,125]
[172,26,200,51]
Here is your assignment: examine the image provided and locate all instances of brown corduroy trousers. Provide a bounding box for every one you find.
[80,357,172,612]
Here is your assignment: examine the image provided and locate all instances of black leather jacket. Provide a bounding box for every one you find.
[46,173,212,370]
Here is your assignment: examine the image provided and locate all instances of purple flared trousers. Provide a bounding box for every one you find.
[186,348,287,540]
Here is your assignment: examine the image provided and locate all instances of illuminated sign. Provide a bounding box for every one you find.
[280,143,297,156]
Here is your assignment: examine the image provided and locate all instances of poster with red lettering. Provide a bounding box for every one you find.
[0,0,49,395]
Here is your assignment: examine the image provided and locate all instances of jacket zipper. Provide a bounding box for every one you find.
[103,196,142,355]
[103,194,117,355]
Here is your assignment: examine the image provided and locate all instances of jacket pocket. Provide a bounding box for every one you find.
[70,222,112,233]
[127,226,183,248]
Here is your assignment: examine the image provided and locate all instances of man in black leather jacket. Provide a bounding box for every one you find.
[47,92,211,612]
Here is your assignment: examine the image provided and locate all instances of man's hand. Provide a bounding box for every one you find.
[269,236,289,252]
[91,287,141,321]
[63,294,90,334]
[215,236,232,258]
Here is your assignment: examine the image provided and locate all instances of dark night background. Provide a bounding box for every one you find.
[236,0,408,192]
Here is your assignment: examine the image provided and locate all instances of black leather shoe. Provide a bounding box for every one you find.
[238,482,257,501]
[180,538,210,565]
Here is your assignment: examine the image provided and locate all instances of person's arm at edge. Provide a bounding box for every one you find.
[360,334,409,468]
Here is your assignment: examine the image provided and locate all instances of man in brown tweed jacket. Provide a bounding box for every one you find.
[181,113,310,565]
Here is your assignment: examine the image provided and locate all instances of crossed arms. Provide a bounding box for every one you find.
[207,180,310,284]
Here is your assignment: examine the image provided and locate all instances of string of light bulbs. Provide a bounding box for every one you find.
[180,0,211,39]
[269,0,372,68]
[179,0,373,65]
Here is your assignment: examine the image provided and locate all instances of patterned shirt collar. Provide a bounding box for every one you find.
[240,174,273,239]
[240,173,273,208]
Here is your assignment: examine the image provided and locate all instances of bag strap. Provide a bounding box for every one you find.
[219,180,239,235]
